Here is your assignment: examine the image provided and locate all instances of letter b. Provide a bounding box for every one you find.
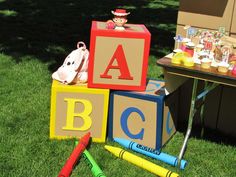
[63,98,92,131]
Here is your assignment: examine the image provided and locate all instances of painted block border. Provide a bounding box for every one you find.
[108,90,165,150]
[49,80,110,142]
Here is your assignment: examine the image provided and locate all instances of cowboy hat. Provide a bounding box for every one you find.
[111,9,130,16]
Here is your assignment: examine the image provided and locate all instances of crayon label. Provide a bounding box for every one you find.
[135,144,160,155]
[82,153,93,169]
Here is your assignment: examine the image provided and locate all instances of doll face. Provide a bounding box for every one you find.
[113,17,127,27]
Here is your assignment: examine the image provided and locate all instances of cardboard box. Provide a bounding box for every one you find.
[229,34,236,53]
[88,21,151,91]
[50,80,110,142]
[230,33,236,38]
[230,1,236,33]
[108,79,177,151]
[177,0,235,31]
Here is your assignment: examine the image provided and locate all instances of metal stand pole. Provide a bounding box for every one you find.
[177,78,198,166]
[177,80,218,167]
[200,81,208,137]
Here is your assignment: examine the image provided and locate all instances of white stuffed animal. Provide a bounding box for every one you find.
[52,41,89,84]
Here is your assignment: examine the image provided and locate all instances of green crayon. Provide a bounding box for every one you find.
[82,149,106,177]
[75,140,106,177]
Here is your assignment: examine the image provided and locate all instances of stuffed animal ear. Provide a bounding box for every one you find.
[72,49,84,71]
[77,41,86,50]
[80,50,89,72]
[73,41,89,72]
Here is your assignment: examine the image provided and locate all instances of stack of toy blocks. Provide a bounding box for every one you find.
[50,21,176,150]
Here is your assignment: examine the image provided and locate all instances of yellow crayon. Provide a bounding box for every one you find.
[104,145,179,177]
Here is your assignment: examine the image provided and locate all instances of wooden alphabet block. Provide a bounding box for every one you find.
[88,21,151,91]
[50,80,109,142]
[108,79,176,151]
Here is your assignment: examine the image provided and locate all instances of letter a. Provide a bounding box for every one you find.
[62,98,92,131]
[100,45,133,80]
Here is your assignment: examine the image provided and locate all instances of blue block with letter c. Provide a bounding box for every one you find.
[108,79,176,151]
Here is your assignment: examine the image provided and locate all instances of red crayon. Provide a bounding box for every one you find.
[58,132,91,177]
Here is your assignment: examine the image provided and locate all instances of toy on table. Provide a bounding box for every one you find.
[52,41,89,84]
[171,52,194,67]
[217,45,231,73]
[171,52,184,64]
[228,49,236,76]
[232,65,236,75]
[180,38,191,51]
[200,58,212,69]
[104,145,180,177]
[195,44,204,53]
[172,26,236,73]
[183,56,195,67]
[204,35,213,55]
[111,9,130,30]
[217,62,229,73]
[176,26,196,57]
[214,45,223,63]
[219,48,230,71]
[58,132,91,177]
[229,54,236,66]
[221,45,231,63]
[173,34,183,49]
[185,41,195,57]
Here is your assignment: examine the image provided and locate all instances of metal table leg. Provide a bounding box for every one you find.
[200,81,208,137]
[177,80,218,167]
[196,82,218,137]
[177,78,198,166]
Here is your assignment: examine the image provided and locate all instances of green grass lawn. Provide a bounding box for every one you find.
[1,54,236,177]
[1,0,236,177]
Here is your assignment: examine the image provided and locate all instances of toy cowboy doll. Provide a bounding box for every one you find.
[111,9,130,30]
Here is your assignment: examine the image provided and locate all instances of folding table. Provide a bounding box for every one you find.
[157,56,236,167]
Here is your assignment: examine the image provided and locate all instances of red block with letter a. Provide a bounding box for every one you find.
[88,21,151,91]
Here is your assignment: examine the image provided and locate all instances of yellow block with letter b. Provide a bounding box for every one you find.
[50,80,109,142]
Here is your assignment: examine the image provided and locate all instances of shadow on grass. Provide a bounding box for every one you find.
[177,122,236,147]
[0,0,179,71]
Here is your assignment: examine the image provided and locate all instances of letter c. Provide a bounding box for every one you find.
[120,107,145,140]
[166,111,173,135]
